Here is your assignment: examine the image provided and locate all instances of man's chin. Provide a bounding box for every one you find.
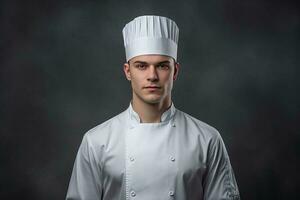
[142,96,162,104]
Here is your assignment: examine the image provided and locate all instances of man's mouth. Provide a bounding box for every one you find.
[144,86,161,90]
[144,86,161,89]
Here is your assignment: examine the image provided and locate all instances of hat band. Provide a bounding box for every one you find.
[125,37,177,61]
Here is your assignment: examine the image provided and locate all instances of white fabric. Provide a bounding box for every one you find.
[122,15,179,61]
[66,103,240,200]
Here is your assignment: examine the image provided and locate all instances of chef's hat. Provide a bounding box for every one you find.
[122,15,179,62]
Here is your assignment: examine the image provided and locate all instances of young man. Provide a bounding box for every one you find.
[66,15,240,200]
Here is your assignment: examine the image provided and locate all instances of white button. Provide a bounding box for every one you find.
[130,191,136,197]
[130,157,135,162]
[170,156,175,162]
[169,191,174,196]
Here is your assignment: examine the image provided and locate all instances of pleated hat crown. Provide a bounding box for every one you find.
[122,15,179,61]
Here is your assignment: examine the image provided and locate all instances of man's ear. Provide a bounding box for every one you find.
[173,62,180,81]
[123,62,131,81]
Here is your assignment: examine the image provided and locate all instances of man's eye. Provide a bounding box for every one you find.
[157,65,170,70]
[136,64,147,69]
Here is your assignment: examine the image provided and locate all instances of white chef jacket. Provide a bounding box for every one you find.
[66,102,240,200]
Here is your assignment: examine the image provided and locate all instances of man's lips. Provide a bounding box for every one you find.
[144,86,161,89]
[145,85,160,88]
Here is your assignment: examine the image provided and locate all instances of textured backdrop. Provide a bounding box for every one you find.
[1,0,300,199]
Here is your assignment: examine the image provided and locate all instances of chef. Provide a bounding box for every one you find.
[66,15,240,200]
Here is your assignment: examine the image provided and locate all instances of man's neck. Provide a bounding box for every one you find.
[131,97,172,123]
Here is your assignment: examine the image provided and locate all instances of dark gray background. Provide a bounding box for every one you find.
[1,0,299,199]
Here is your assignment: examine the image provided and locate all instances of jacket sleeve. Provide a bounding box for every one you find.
[66,134,103,200]
[203,132,240,200]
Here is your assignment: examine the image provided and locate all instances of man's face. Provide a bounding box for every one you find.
[123,55,179,104]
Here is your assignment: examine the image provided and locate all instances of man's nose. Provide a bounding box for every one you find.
[147,65,158,82]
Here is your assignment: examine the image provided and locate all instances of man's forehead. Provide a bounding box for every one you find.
[129,54,173,64]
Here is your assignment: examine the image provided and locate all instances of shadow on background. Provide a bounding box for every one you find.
[1,0,299,199]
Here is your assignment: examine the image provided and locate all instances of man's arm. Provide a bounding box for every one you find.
[203,132,240,200]
[66,134,102,200]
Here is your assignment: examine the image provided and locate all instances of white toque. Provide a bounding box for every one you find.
[122,15,179,62]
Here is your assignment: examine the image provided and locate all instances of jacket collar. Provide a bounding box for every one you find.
[128,101,176,126]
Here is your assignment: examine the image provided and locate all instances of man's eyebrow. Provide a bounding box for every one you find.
[133,61,148,64]
[133,60,171,64]
[157,61,171,64]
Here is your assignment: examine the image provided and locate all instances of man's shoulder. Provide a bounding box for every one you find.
[176,108,221,140]
[84,108,128,139]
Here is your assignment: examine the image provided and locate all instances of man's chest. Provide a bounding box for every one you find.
[99,124,207,199]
